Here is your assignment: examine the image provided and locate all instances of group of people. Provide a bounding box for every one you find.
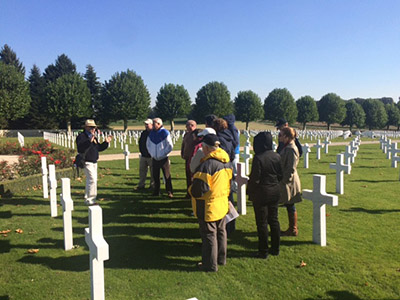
[76,116,303,272]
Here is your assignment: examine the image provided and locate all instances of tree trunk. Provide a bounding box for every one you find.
[327,123,331,130]
[350,125,353,131]
[123,119,128,133]
[303,122,306,130]
[67,120,72,136]
[246,121,249,131]
[170,119,175,132]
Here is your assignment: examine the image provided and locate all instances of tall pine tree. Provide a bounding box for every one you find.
[0,44,25,76]
[84,64,102,120]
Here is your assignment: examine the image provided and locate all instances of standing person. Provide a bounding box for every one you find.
[189,127,217,174]
[76,119,112,206]
[189,134,233,272]
[247,132,282,258]
[136,119,155,190]
[181,120,197,198]
[278,127,302,236]
[276,118,303,157]
[146,117,174,198]
[213,118,236,235]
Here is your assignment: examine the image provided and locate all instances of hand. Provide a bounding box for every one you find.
[105,136,112,143]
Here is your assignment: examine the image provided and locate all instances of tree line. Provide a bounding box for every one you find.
[1,44,399,132]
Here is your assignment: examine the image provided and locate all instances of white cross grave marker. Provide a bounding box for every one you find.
[124,144,130,170]
[41,156,49,199]
[302,175,338,247]
[322,138,331,154]
[236,162,248,215]
[343,145,355,171]
[302,143,311,169]
[48,164,58,217]
[60,178,74,251]
[240,145,253,175]
[329,153,351,194]
[17,132,24,147]
[85,205,109,300]
[313,139,323,160]
[390,142,400,168]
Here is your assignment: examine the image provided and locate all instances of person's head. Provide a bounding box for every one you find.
[186,120,197,132]
[253,131,273,155]
[197,127,216,140]
[153,118,163,130]
[205,114,217,127]
[279,127,296,144]
[144,118,153,131]
[275,118,288,130]
[85,119,97,134]
[212,118,228,132]
[201,134,220,156]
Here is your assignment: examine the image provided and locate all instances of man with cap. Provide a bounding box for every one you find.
[146,117,174,198]
[189,127,217,174]
[76,119,112,206]
[136,119,155,190]
[276,118,303,157]
[181,120,198,198]
[189,134,233,272]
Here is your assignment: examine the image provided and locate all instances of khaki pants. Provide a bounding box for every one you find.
[138,156,154,188]
[198,217,227,272]
[84,162,97,203]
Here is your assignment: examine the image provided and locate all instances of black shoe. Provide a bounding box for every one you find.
[152,192,160,196]
[135,186,145,191]
[253,252,268,259]
[269,249,279,256]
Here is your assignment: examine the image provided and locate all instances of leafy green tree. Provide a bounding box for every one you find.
[102,69,151,132]
[0,44,25,76]
[43,54,76,83]
[362,99,388,130]
[192,81,233,123]
[46,73,91,133]
[341,100,366,131]
[155,83,191,131]
[0,62,31,128]
[234,90,263,130]
[317,93,345,130]
[385,103,400,130]
[84,64,102,119]
[296,96,319,130]
[264,88,297,125]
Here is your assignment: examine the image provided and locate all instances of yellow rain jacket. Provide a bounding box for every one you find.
[189,147,233,222]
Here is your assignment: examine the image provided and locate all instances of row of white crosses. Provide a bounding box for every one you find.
[380,135,400,180]
[41,157,109,299]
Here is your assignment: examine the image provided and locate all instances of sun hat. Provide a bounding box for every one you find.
[85,119,97,127]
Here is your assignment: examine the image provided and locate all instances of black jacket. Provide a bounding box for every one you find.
[139,130,151,158]
[247,132,283,204]
[217,129,235,162]
[76,131,109,163]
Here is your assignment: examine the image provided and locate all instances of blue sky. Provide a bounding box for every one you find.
[1,1,399,105]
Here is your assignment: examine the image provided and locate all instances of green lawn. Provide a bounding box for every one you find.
[0,142,399,299]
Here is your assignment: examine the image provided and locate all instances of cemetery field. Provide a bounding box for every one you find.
[0,143,399,299]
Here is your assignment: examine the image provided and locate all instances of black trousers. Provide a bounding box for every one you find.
[152,157,173,194]
[253,200,280,255]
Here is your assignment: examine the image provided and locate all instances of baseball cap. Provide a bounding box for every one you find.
[144,118,153,125]
[275,118,288,128]
[203,134,220,147]
[197,127,216,137]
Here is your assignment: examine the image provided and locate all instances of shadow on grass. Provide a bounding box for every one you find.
[350,179,399,183]
[0,295,9,300]
[18,253,89,272]
[0,196,48,206]
[0,240,10,253]
[340,207,400,214]
[304,290,362,300]
[0,210,12,218]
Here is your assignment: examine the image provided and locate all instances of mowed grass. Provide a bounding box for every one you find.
[0,142,399,299]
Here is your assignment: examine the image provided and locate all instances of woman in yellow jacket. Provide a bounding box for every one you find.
[189,134,233,272]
